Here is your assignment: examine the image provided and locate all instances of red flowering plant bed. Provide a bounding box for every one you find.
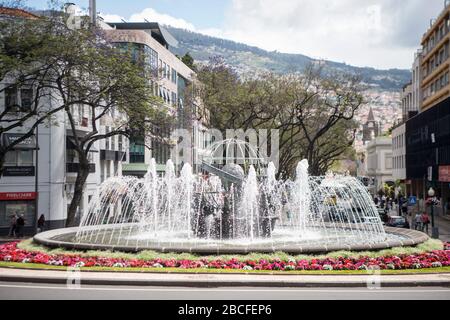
[1,242,449,272]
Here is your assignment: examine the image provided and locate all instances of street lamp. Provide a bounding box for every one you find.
[427,187,439,239]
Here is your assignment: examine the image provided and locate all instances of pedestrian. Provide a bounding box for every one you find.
[401,201,408,216]
[16,214,25,238]
[421,212,430,234]
[415,213,423,231]
[8,213,17,238]
[37,214,46,233]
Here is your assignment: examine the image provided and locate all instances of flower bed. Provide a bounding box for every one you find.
[1,242,449,271]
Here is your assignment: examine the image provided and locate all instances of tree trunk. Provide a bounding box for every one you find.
[66,157,90,227]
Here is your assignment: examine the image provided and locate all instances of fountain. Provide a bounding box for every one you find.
[34,140,429,254]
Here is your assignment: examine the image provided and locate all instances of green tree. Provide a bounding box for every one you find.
[0,13,169,227]
[181,52,196,71]
[196,60,364,177]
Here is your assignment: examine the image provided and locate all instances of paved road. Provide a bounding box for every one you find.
[0,282,449,300]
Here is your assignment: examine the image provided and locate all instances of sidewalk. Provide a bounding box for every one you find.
[0,268,449,288]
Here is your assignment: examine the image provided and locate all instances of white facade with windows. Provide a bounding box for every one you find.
[392,123,406,181]
[0,83,127,234]
[366,137,394,194]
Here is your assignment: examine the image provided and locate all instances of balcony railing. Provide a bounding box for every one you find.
[66,163,96,173]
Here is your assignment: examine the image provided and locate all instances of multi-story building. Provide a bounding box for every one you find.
[392,123,406,181]
[404,2,450,208]
[0,5,208,235]
[366,137,394,195]
[421,4,450,111]
[102,22,208,176]
[401,82,413,122]
[0,7,129,235]
[412,50,423,114]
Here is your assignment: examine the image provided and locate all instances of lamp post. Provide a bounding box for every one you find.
[428,187,439,239]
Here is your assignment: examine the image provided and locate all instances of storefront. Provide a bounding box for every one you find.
[0,192,37,236]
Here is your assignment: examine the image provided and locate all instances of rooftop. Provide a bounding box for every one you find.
[106,22,179,49]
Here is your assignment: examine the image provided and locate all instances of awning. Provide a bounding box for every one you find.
[1,133,38,150]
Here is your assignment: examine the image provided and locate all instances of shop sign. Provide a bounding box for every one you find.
[0,192,37,201]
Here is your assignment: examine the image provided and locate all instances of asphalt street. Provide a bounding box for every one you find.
[0,282,449,300]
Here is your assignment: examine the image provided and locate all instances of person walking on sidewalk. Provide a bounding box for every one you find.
[16,214,25,238]
[8,213,17,238]
[415,213,423,231]
[421,212,430,234]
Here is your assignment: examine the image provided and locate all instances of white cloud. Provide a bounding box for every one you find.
[99,0,447,69]
[216,0,446,69]
[99,13,124,22]
[129,8,195,30]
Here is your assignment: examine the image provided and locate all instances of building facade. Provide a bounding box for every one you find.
[421,4,450,111]
[392,123,406,181]
[102,22,208,177]
[402,2,450,212]
[366,137,394,195]
[0,7,207,235]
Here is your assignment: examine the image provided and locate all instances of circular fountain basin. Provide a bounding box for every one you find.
[34,225,429,254]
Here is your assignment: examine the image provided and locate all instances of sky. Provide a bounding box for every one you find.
[25,0,448,70]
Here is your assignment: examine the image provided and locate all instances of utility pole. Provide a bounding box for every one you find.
[89,0,97,27]
[34,125,39,235]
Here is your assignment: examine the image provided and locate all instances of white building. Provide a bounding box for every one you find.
[392,123,406,181]
[0,6,207,235]
[366,137,394,194]
[102,22,209,176]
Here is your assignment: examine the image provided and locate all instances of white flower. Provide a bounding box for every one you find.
[152,263,164,268]
[323,264,334,271]
[431,262,442,268]
[74,262,85,268]
[21,258,31,264]
[386,264,396,270]
[3,256,12,262]
[284,265,296,271]
[243,266,253,271]
[113,263,124,268]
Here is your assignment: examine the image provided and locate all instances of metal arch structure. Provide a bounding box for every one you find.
[202,139,267,171]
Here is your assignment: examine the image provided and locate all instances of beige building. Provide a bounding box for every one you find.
[421,4,450,111]
[101,22,209,175]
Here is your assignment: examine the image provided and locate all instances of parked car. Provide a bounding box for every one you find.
[386,216,410,229]
[361,216,382,225]
[377,208,389,223]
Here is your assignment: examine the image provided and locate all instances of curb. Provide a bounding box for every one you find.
[1,271,449,288]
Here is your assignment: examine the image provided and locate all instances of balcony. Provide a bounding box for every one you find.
[66,163,96,173]
[100,150,127,162]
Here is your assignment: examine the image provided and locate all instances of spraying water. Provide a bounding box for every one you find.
[75,156,388,250]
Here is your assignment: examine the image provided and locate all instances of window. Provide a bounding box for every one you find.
[172,69,177,84]
[4,86,33,111]
[118,135,123,152]
[105,127,110,150]
[5,150,34,166]
[20,88,33,110]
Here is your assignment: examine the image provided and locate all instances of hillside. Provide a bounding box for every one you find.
[167,26,411,91]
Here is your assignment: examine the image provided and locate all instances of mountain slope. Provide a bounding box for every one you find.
[167,27,411,91]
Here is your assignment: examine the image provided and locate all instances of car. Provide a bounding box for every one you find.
[361,216,381,225]
[386,216,410,229]
[377,208,389,223]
